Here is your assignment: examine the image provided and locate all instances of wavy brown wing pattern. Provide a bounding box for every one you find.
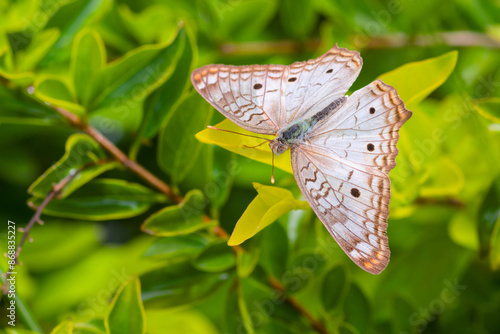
[292,80,411,274]
[190,45,362,133]
[191,63,286,135]
[283,44,362,125]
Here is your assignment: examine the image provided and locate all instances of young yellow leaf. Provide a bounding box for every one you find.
[196,119,292,173]
[378,51,458,108]
[228,183,309,245]
[473,98,500,123]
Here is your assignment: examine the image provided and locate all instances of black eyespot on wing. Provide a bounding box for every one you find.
[253,83,263,89]
[369,107,375,114]
[326,69,333,73]
[351,188,360,198]
[367,143,375,151]
[288,77,297,82]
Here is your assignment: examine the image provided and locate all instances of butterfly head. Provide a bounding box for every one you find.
[269,138,289,156]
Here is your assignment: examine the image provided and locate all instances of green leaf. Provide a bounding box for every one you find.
[71,28,106,106]
[390,297,417,334]
[343,283,371,333]
[73,322,107,334]
[259,222,289,280]
[118,4,178,45]
[16,28,60,72]
[215,0,278,39]
[0,84,61,125]
[145,309,219,334]
[28,134,114,198]
[28,179,166,220]
[105,276,146,334]
[144,234,209,260]
[0,0,38,32]
[141,190,213,236]
[228,183,309,246]
[137,27,195,141]
[140,260,230,309]
[6,329,41,334]
[193,241,236,272]
[33,76,85,116]
[280,0,316,39]
[477,179,500,257]
[284,252,325,293]
[196,119,292,173]
[378,51,458,107]
[237,245,260,278]
[158,92,213,184]
[321,265,349,312]
[0,32,36,85]
[490,214,500,271]
[472,98,500,123]
[50,320,74,334]
[87,26,185,110]
[16,29,60,73]
[40,0,112,67]
[420,157,465,197]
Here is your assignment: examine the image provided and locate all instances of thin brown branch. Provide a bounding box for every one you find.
[220,31,500,56]
[53,107,182,204]
[1,168,83,294]
[53,107,239,249]
[364,31,500,49]
[82,125,182,203]
[268,276,328,334]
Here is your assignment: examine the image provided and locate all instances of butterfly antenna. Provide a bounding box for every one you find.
[207,126,271,141]
[271,153,275,184]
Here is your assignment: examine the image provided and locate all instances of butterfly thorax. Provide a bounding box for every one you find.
[269,96,347,156]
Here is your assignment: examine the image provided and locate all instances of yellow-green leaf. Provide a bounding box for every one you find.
[105,276,146,334]
[473,97,500,123]
[378,51,458,108]
[34,76,85,117]
[196,119,292,173]
[71,28,106,106]
[50,320,74,334]
[490,216,500,271]
[228,183,309,246]
[28,134,113,198]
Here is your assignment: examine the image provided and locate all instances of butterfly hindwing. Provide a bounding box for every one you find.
[309,79,412,174]
[291,147,391,274]
[290,80,411,274]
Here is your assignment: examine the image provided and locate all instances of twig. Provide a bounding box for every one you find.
[54,107,183,204]
[42,108,323,332]
[220,31,500,56]
[268,276,328,334]
[53,107,243,251]
[1,168,83,294]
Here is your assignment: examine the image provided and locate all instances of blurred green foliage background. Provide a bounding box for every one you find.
[1,0,500,333]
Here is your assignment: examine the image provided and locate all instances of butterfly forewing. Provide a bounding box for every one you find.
[283,45,362,125]
[191,64,288,134]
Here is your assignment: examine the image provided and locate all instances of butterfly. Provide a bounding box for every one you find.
[191,44,411,274]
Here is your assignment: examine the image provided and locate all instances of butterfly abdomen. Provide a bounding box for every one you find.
[307,96,347,128]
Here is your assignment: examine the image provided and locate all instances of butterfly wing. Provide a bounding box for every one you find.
[191,64,288,134]
[191,45,362,134]
[291,80,411,274]
[283,44,362,125]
